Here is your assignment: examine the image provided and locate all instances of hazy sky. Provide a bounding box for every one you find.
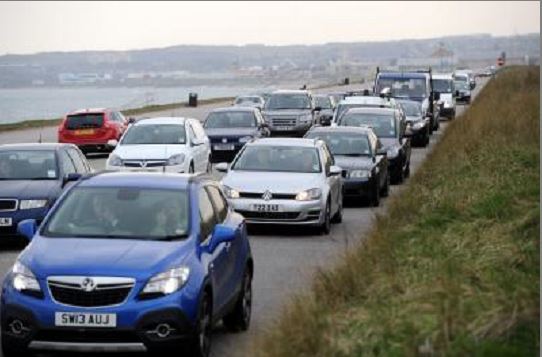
[0,1,539,55]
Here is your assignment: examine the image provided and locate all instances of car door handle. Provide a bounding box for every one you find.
[225,242,231,252]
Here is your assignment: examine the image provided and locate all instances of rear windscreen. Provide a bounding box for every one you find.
[65,114,104,130]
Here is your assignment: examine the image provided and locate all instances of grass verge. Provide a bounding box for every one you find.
[255,66,540,356]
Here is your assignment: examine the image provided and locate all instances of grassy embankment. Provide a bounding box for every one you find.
[256,66,540,356]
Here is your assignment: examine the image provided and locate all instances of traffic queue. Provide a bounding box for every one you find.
[0,68,474,356]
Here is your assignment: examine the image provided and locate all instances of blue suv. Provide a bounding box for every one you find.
[1,172,253,357]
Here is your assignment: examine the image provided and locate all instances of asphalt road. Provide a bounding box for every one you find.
[0,79,487,356]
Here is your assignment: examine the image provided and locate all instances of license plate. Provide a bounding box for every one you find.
[0,217,12,227]
[275,126,293,131]
[74,129,95,135]
[251,204,281,212]
[213,144,235,151]
[55,312,116,328]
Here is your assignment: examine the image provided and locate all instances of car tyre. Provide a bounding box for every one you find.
[381,173,390,197]
[206,158,212,174]
[223,267,252,331]
[319,200,331,235]
[331,194,343,224]
[189,162,195,174]
[370,181,380,207]
[188,291,212,357]
[404,161,411,178]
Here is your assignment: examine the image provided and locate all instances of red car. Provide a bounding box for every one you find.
[58,108,129,153]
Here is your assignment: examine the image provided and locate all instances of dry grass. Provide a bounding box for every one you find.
[254,66,540,357]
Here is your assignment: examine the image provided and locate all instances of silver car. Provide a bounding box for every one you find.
[261,90,318,136]
[216,138,343,234]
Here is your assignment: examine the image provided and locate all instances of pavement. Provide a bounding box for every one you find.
[0,79,487,356]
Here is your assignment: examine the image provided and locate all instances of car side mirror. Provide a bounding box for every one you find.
[434,92,440,101]
[215,162,229,172]
[207,224,236,252]
[17,219,37,242]
[376,148,387,156]
[63,172,82,185]
[313,106,322,113]
[329,165,342,176]
[455,90,460,97]
[191,138,204,146]
[107,139,118,148]
[127,117,136,124]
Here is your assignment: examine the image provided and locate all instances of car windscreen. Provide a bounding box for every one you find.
[454,81,469,90]
[65,113,104,130]
[120,124,186,145]
[264,94,311,110]
[398,101,422,116]
[204,111,257,128]
[376,77,427,98]
[232,146,321,173]
[339,113,396,138]
[43,187,189,240]
[305,132,371,156]
[314,96,332,109]
[0,150,57,180]
[235,97,261,104]
[433,79,453,93]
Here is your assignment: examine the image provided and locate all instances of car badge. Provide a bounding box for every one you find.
[81,278,96,292]
[222,138,228,143]
[262,190,272,201]
[140,161,147,168]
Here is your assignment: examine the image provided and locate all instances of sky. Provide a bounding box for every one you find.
[0,1,539,55]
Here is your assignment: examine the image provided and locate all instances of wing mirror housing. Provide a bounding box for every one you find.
[313,106,322,113]
[434,92,440,101]
[63,173,82,186]
[455,90,460,97]
[191,138,204,146]
[215,162,229,172]
[17,219,37,242]
[107,139,118,148]
[207,224,236,253]
[329,165,342,176]
[127,117,136,124]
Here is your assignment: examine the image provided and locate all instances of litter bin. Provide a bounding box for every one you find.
[188,92,198,107]
[344,77,350,85]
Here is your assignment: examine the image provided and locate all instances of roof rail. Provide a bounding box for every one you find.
[377,66,432,74]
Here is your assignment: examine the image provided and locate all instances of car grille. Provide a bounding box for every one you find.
[48,277,135,307]
[271,117,297,127]
[0,199,17,211]
[239,192,297,200]
[123,160,167,168]
[236,210,300,220]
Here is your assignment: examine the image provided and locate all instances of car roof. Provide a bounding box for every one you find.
[339,96,393,106]
[67,108,109,115]
[0,143,74,151]
[247,138,319,148]
[271,89,311,95]
[235,95,263,99]
[308,126,372,136]
[342,107,396,115]
[210,107,257,113]
[378,72,427,79]
[133,117,188,125]
[77,172,204,190]
[433,73,454,80]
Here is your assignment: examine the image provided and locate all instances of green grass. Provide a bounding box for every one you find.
[254,66,540,357]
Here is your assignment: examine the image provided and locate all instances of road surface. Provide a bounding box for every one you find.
[0,79,487,356]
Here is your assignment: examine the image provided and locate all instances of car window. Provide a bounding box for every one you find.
[232,145,321,173]
[67,148,86,173]
[121,124,186,145]
[199,188,217,241]
[320,146,332,174]
[74,148,92,172]
[0,150,58,180]
[59,150,76,175]
[204,112,257,128]
[206,186,228,222]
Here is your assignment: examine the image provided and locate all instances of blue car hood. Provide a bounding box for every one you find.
[21,237,192,281]
[0,180,60,200]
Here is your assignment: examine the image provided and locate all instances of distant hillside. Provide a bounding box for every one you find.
[0,33,538,87]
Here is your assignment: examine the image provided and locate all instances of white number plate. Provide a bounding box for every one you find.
[0,217,12,227]
[251,204,281,212]
[275,126,293,131]
[55,312,116,328]
[214,144,235,151]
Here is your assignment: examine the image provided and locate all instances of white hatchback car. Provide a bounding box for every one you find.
[106,117,211,173]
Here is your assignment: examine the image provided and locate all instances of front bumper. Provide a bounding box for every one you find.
[0,207,48,239]
[268,122,312,136]
[210,143,244,163]
[1,281,198,353]
[343,178,372,197]
[230,198,323,225]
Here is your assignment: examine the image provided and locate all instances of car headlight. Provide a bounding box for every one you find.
[223,185,240,199]
[239,136,253,143]
[12,261,41,293]
[141,266,190,297]
[108,154,122,167]
[19,199,47,210]
[387,147,400,158]
[167,153,185,166]
[349,169,371,178]
[412,121,426,130]
[295,188,321,201]
[299,114,312,123]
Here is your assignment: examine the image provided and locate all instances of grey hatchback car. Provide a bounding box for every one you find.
[217,138,343,234]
